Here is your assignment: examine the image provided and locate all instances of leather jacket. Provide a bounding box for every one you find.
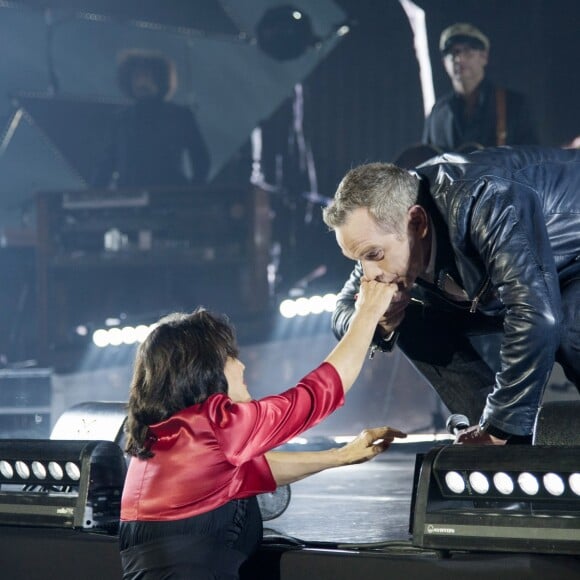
[332,146,580,435]
[422,78,539,151]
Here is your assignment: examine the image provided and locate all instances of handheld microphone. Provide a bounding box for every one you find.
[446,413,470,436]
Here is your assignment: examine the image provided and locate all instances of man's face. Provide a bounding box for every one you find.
[443,42,488,88]
[334,207,429,315]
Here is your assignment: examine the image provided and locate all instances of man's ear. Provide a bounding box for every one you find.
[407,205,429,239]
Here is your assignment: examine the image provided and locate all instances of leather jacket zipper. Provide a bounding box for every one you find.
[470,277,491,313]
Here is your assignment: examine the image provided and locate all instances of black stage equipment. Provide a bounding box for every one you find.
[0,438,126,531]
[411,444,580,555]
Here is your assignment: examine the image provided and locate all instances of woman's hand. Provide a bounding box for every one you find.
[354,279,398,325]
[335,426,407,465]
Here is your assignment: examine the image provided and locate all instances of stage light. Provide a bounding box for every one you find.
[493,472,514,495]
[0,439,126,530]
[31,461,47,479]
[91,323,156,348]
[108,327,123,346]
[468,471,489,494]
[255,5,318,61]
[412,445,580,555]
[570,474,580,496]
[518,472,540,496]
[278,293,338,319]
[543,472,565,496]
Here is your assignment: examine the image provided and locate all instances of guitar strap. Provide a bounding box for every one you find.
[495,87,507,146]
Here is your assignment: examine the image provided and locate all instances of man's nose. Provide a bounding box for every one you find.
[361,261,385,282]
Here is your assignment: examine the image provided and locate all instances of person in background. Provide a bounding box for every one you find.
[120,281,406,579]
[93,49,210,189]
[422,22,538,152]
[323,146,580,447]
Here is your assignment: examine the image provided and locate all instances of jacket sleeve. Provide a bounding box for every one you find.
[209,362,344,465]
[467,178,562,435]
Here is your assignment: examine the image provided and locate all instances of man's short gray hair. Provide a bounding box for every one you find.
[322,162,420,235]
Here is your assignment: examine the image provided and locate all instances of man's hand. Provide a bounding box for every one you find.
[454,425,507,446]
[336,426,407,465]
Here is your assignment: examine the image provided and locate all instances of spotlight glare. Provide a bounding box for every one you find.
[135,324,152,342]
[108,327,123,346]
[308,295,324,314]
[75,325,88,336]
[121,326,137,345]
[569,473,580,496]
[444,471,465,494]
[279,299,297,319]
[292,10,302,20]
[295,297,310,316]
[92,329,110,348]
[543,472,565,496]
[493,472,514,495]
[322,293,337,312]
[518,472,540,495]
[469,471,490,494]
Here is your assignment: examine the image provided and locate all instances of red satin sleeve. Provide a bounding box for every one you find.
[208,361,344,464]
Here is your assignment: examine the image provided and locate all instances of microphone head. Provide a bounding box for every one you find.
[446,413,470,435]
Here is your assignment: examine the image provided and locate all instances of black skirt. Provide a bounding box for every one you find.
[119,497,262,580]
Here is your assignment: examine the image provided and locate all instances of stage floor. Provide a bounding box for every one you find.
[264,447,417,546]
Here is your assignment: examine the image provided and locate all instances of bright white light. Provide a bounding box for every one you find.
[569,473,580,496]
[31,461,47,480]
[337,25,350,36]
[493,472,514,495]
[322,293,337,312]
[287,437,308,445]
[292,10,302,20]
[108,327,123,346]
[65,462,81,481]
[92,329,109,348]
[279,299,297,319]
[135,324,153,342]
[544,472,565,496]
[469,471,490,494]
[518,472,540,495]
[105,317,122,327]
[445,471,465,494]
[0,460,14,479]
[121,326,137,345]
[48,461,64,480]
[75,325,88,337]
[15,461,30,479]
[295,297,310,316]
[308,295,325,314]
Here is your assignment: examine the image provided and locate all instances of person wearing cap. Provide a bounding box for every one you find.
[422,22,538,152]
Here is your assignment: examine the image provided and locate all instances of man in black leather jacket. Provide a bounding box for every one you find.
[323,146,580,445]
[422,23,538,152]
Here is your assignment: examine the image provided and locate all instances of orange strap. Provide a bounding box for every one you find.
[495,87,507,146]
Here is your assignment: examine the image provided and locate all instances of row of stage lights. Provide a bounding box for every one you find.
[0,458,81,483]
[278,293,337,319]
[89,293,339,347]
[443,469,580,498]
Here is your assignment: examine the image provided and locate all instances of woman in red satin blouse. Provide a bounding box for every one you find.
[120,279,406,579]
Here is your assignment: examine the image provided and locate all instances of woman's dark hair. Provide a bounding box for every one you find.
[125,308,239,458]
[117,49,178,101]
